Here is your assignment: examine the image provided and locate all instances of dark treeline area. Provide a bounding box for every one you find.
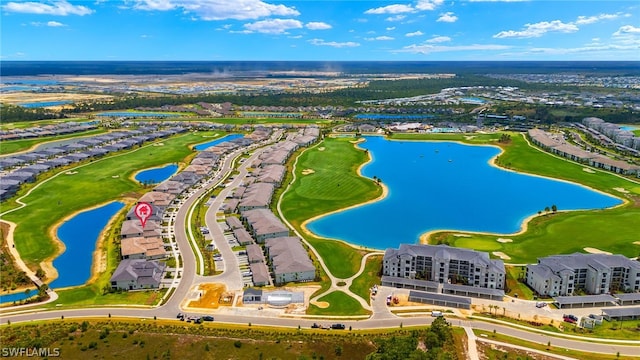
[64,74,533,113]
[0,104,65,122]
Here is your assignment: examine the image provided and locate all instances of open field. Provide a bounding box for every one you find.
[2,132,220,270]
[280,137,381,279]
[307,290,370,316]
[202,117,335,125]
[0,92,112,105]
[44,287,164,308]
[0,128,106,155]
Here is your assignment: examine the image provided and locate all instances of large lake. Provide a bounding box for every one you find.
[49,201,125,289]
[307,136,622,250]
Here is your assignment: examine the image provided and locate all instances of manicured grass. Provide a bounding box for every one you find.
[3,132,220,268]
[0,129,106,155]
[44,286,165,308]
[349,255,382,305]
[203,117,334,125]
[474,329,637,359]
[280,137,382,279]
[307,290,370,316]
[504,266,534,300]
[389,132,503,143]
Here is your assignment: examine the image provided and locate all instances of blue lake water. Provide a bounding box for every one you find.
[135,164,178,184]
[307,136,623,250]
[0,290,38,305]
[19,100,73,108]
[619,125,639,131]
[95,111,182,117]
[193,133,244,151]
[460,97,487,104]
[49,201,125,289]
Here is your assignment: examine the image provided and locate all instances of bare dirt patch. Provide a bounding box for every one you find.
[496,238,513,243]
[188,283,228,309]
[492,252,511,260]
[583,247,612,255]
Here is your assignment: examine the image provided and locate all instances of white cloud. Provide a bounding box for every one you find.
[133,0,300,21]
[468,0,528,2]
[493,20,578,38]
[309,38,360,48]
[4,1,93,16]
[614,25,640,36]
[387,27,396,31]
[305,22,331,30]
[386,15,406,22]
[365,4,415,15]
[437,12,457,23]
[426,35,451,43]
[575,13,625,25]
[415,0,444,11]
[399,43,510,54]
[406,30,424,37]
[243,18,302,34]
[365,36,395,41]
[47,21,65,27]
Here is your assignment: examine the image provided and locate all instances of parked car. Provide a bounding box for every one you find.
[202,315,214,322]
[176,313,184,319]
[563,314,578,323]
[330,324,346,330]
[311,323,321,329]
[536,302,547,308]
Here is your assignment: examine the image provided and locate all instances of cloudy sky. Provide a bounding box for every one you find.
[1,0,639,60]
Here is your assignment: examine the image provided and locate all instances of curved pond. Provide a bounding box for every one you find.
[0,290,38,305]
[307,136,623,250]
[49,201,125,289]
[193,133,244,151]
[135,164,178,184]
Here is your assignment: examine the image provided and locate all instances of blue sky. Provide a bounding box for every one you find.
[1,0,639,61]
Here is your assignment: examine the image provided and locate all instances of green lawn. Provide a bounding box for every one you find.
[0,129,106,155]
[307,290,370,316]
[280,137,382,279]
[349,255,383,304]
[44,286,164,308]
[3,131,221,268]
[202,117,334,125]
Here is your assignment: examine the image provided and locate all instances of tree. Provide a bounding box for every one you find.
[551,204,557,212]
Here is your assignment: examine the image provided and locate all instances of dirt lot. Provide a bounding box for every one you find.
[187,283,232,309]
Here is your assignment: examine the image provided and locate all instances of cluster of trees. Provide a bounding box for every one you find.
[366,317,457,360]
[0,104,65,122]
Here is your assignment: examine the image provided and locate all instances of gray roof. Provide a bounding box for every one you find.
[110,259,165,285]
[443,283,505,297]
[408,290,472,306]
[385,244,503,273]
[614,293,640,302]
[225,216,244,230]
[602,307,640,318]
[250,263,271,284]
[554,294,617,305]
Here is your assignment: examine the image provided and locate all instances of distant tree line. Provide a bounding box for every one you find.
[1,104,65,122]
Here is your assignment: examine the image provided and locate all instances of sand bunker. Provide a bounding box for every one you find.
[497,238,513,243]
[301,169,315,175]
[464,136,476,140]
[317,147,325,151]
[613,187,629,194]
[453,234,471,237]
[582,168,596,173]
[311,301,329,309]
[492,251,511,260]
[584,247,612,255]
[65,171,78,175]
[111,175,119,178]
[634,241,640,246]
[153,143,165,146]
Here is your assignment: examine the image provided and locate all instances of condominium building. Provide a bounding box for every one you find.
[383,244,505,289]
[526,253,640,296]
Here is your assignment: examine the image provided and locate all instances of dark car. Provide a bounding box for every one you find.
[202,315,214,322]
[330,324,345,330]
[311,323,322,329]
[177,313,185,320]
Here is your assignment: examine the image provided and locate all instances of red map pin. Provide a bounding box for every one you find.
[134,202,153,229]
